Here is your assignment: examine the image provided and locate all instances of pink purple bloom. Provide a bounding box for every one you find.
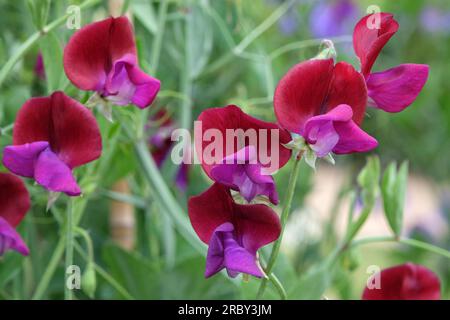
[0,173,31,256]
[2,92,102,196]
[64,16,160,109]
[196,105,291,204]
[353,13,429,112]
[274,58,377,157]
[188,183,281,278]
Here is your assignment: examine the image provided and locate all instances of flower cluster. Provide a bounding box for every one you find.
[188,12,431,283]
[0,16,160,256]
[188,105,291,278]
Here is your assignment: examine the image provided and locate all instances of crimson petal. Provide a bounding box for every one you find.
[0,173,30,227]
[13,92,102,169]
[362,263,441,300]
[64,16,136,91]
[353,12,399,76]
[367,64,429,113]
[274,59,334,134]
[188,183,281,254]
[196,105,291,178]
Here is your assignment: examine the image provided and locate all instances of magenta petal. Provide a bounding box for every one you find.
[304,105,378,155]
[104,55,160,108]
[210,146,279,204]
[0,217,29,256]
[2,141,49,178]
[367,64,429,113]
[128,65,160,109]
[34,148,81,196]
[205,223,263,278]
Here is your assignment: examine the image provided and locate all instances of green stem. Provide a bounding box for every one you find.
[74,243,134,300]
[1,123,14,134]
[32,237,65,299]
[64,199,74,300]
[0,0,100,88]
[133,139,205,254]
[149,0,169,75]
[32,198,89,300]
[350,236,450,260]
[268,273,287,300]
[233,0,295,55]
[256,156,302,299]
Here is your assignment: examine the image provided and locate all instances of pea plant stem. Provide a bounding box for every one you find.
[64,199,74,300]
[0,0,100,88]
[256,156,302,299]
[349,236,450,260]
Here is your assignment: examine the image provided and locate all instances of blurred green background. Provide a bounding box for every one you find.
[0,0,449,300]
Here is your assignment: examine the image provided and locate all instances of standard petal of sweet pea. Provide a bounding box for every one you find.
[353,13,399,76]
[0,217,29,256]
[205,222,263,278]
[64,16,136,91]
[325,62,367,125]
[362,263,441,300]
[34,148,81,196]
[188,183,234,244]
[196,105,292,178]
[367,64,429,113]
[12,92,102,169]
[0,173,30,227]
[274,59,334,134]
[233,202,281,254]
[2,141,49,178]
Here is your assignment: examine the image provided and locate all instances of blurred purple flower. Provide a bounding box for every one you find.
[148,110,189,192]
[420,6,450,34]
[278,9,299,36]
[34,52,45,80]
[310,0,358,38]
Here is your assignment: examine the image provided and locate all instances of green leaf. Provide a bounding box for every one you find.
[186,0,214,79]
[0,253,22,288]
[133,1,157,35]
[39,32,65,93]
[288,262,335,299]
[102,243,160,299]
[357,156,380,204]
[381,161,408,236]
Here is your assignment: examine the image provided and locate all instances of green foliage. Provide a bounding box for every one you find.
[381,161,409,236]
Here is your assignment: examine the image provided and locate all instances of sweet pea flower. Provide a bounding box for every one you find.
[188,183,281,278]
[362,263,441,300]
[64,16,160,109]
[353,13,429,112]
[2,92,102,196]
[196,105,291,204]
[274,58,377,159]
[0,173,31,256]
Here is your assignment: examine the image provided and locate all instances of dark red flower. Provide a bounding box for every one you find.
[362,263,441,300]
[353,13,429,112]
[195,105,291,204]
[64,16,160,109]
[188,183,280,278]
[0,172,30,256]
[274,58,377,156]
[2,91,102,196]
